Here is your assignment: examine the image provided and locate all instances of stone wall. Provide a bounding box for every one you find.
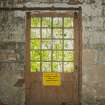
[0,0,105,105]
[0,2,25,104]
[82,0,105,105]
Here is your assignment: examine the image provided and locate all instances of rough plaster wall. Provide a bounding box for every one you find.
[0,2,25,104]
[82,0,105,105]
[0,0,105,105]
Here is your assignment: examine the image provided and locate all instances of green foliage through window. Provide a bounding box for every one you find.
[31,28,40,38]
[31,17,40,27]
[52,62,62,72]
[31,62,40,72]
[64,17,73,27]
[42,51,51,61]
[64,51,74,61]
[53,51,62,61]
[64,62,74,72]
[53,17,62,27]
[42,17,52,28]
[42,28,51,38]
[31,39,40,49]
[30,51,40,61]
[30,16,75,73]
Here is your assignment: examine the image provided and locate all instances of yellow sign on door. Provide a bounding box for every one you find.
[43,73,61,86]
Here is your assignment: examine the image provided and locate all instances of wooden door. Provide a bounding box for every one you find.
[25,11,82,105]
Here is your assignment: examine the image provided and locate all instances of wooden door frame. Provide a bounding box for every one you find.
[74,11,82,105]
[25,9,82,105]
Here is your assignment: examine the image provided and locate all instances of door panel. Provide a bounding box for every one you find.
[25,11,82,105]
[29,73,77,105]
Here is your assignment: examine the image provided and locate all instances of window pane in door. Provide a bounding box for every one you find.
[42,40,52,49]
[64,17,73,27]
[31,62,40,72]
[53,40,62,49]
[64,62,74,72]
[30,39,40,49]
[30,16,75,73]
[64,29,74,39]
[52,62,62,72]
[64,40,74,49]
[53,51,62,61]
[53,28,62,38]
[53,17,62,27]
[42,62,51,72]
[31,28,40,38]
[31,17,41,27]
[30,51,40,61]
[42,51,51,61]
[64,51,74,61]
[42,28,51,38]
[42,17,52,28]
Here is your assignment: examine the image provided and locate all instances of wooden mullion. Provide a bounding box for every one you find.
[30,60,74,62]
[62,17,64,72]
[40,17,42,72]
[31,27,74,29]
[31,38,74,40]
[51,17,53,72]
[30,49,74,51]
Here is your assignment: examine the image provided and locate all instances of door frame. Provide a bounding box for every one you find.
[25,9,82,105]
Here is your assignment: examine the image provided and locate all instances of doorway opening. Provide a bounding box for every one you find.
[25,10,82,105]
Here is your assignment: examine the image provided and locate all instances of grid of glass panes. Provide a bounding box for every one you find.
[30,16,74,72]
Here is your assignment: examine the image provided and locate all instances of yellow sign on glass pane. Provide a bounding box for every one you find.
[43,73,61,86]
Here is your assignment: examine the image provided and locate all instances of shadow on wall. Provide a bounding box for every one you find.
[0,101,8,105]
[82,95,105,105]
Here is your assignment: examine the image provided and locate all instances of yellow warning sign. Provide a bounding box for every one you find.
[43,73,61,86]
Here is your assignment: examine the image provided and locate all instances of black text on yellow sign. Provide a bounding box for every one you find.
[43,73,61,86]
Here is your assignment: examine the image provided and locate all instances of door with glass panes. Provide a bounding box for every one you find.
[25,11,82,105]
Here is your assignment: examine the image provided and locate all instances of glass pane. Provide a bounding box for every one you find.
[53,17,62,27]
[53,28,62,38]
[31,28,40,38]
[30,51,40,61]
[64,40,74,49]
[42,62,51,72]
[42,28,51,38]
[64,29,74,39]
[42,17,52,27]
[64,17,73,27]
[31,62,40,72]
[53,40,62,49]
[52,62,62,72]
[64,51,74,61]
[30,39,40,49]
[64,62,74,72]
[53,51,62,61]
[31,17,40,27]
[42,40,52,49]
[42,51,51,61]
